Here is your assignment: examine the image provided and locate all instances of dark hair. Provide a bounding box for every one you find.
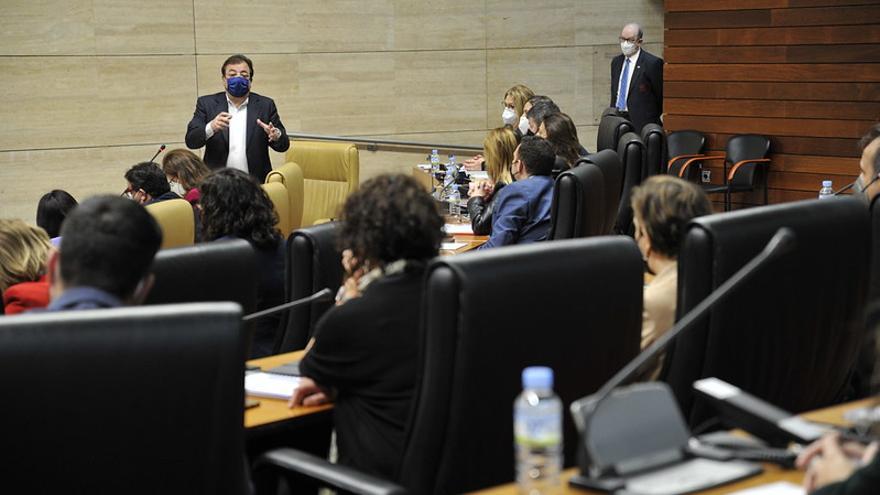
[527,95,555,107]
[339,174,443,273]
[221,54,254,80]
[631,176,712,259]
[542,112,583,166]
[59,196,162,298]
[162,149,210,190]
[518,136,556,176]
[527,100,561,127]
[36,189,78,238]
[199,168,280,250]
[125,162,170,198]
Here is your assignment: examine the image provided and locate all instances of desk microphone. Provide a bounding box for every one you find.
[149,144,166,163]
[242,288,333,322]
[569,227,796,485]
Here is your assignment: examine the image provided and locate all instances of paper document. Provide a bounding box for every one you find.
[441,242,467,251]
[467,170,489,180]
[245,372,301,400]
[728,481,803,495]
[444,223,473,235]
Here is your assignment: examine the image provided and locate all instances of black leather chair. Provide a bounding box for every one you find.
[870,194,880,303]
[641,123,665,176]
[549,161,605,239]
[666,130,706,183]
[662,198,870,429]
[614,132,646,236]
[146,238,258,314]
[700,134,771,211]
[578,149,623,235]
[597,115,634,152]
[0,303,247,494]
[260,237,644,494]
[277,222,344,353]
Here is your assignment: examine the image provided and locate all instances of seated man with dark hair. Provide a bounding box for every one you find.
[525,99,561,136]
[46,196,163,310]
[476,135,555,249]
[124,162,179,205]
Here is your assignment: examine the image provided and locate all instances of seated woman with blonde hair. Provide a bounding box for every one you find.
[467,126,517,235]
[631,176,712,379]
[464,84,534,171]
[0,219,53,314]
[162,148,210,204]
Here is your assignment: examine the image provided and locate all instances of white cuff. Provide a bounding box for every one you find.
[205,123,215,139]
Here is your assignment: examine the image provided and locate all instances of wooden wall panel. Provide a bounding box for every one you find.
[664,1,880,208]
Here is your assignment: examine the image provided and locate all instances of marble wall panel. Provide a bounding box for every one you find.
[1,0,95,55]
[94,0,195,54]
[392,0,485,51]
[486,0,577,49]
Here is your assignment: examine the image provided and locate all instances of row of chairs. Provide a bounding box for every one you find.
[145,140,360,249]
[1,195,868,493]
[597,112,772,212]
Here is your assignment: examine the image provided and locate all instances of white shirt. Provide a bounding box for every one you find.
[204,95,250,173]
[617,49,641,112]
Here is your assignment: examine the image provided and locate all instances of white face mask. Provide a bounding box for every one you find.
[502,107,517,126]
[621,40,638,57]
[518,114,530,135]
[169,180,187,196]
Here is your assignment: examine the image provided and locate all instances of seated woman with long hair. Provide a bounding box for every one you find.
[464,84,534,171]
[162,149,211,205]
[199,168,284,358]
[1,219,53,314]
[36,190,78,243]
[538,112,589,172]
[289,174,443,478]
[467,126,517,235]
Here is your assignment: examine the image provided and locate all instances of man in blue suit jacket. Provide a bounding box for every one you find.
[610,23,664,132]
[477,136,555,249]
[185,54,290,183]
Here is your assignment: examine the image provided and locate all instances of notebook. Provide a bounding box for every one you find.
[244,372,301,400]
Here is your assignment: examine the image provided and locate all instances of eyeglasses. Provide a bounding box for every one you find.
[619,36,640,43]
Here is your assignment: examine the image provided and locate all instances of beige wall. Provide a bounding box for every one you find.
[0,0,663,222]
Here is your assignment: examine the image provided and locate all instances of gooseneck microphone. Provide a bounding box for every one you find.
[149,144,167,163]
[243,288,334,322]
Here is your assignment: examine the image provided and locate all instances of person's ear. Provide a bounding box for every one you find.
[130,273,155,306]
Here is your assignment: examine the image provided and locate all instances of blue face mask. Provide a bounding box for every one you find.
[226,76,250,97]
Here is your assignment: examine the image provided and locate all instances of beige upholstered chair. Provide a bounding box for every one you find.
[265,161,305,233]
[145,198,195,249]
[261,182,292,237]
[285,140,359,226]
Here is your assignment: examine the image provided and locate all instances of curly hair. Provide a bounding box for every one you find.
[339,174,443,273]
[504,84,535,119]
[162,149,210,190]
[0,219,52,292]
[631,176,712,259]
[199,169,281,250]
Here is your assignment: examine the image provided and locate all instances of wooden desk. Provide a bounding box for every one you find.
[245,350,332,430]
[471,398,878,494]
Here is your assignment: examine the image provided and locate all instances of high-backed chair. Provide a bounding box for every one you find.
[870,194,880,302]
[277,222,344,353]
[0,303,247,494]
[614,132,646,236]
[579,149,623,235]
[145,198,195,249]
[266,161,305,232]
[549,161,605,239]
[597,115,635,152]
[261,182,293,237]
[260,237,644,494]
[666,130,706,183]
[286,140,359,226]
[699,134,771,211]
[145,239,258,316]
[662,198,870,428]
[641,123,665,176]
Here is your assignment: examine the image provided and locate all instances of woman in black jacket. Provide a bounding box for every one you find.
[467,127,517,235]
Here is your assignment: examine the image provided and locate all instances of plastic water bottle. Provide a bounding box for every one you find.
[819,180,833,199]
[448,154,457,172]
[430,149,440,173]
[447,186,460,217]
[514,366,562,495]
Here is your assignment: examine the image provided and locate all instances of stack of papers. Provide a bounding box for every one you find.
[444,223,474,235]
[245,372,301,400]
[441,241,468,251]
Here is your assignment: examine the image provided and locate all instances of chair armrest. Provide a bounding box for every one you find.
[678,155,726,179]
[666,153,705,169]
[727,158,771,181]
[256,448,408,495]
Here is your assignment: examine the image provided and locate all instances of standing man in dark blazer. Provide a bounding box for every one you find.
[185,54,290,183]
[610,23,664,132]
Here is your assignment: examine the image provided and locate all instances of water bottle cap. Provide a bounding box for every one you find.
[822,180,832,187]
[522,366,554,389]
[432,149,438,154]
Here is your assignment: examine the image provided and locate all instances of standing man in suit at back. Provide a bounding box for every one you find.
[610,23,664,132]
[185,54,290,183]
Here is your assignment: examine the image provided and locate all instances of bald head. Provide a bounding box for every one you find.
[621,23,643,42]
